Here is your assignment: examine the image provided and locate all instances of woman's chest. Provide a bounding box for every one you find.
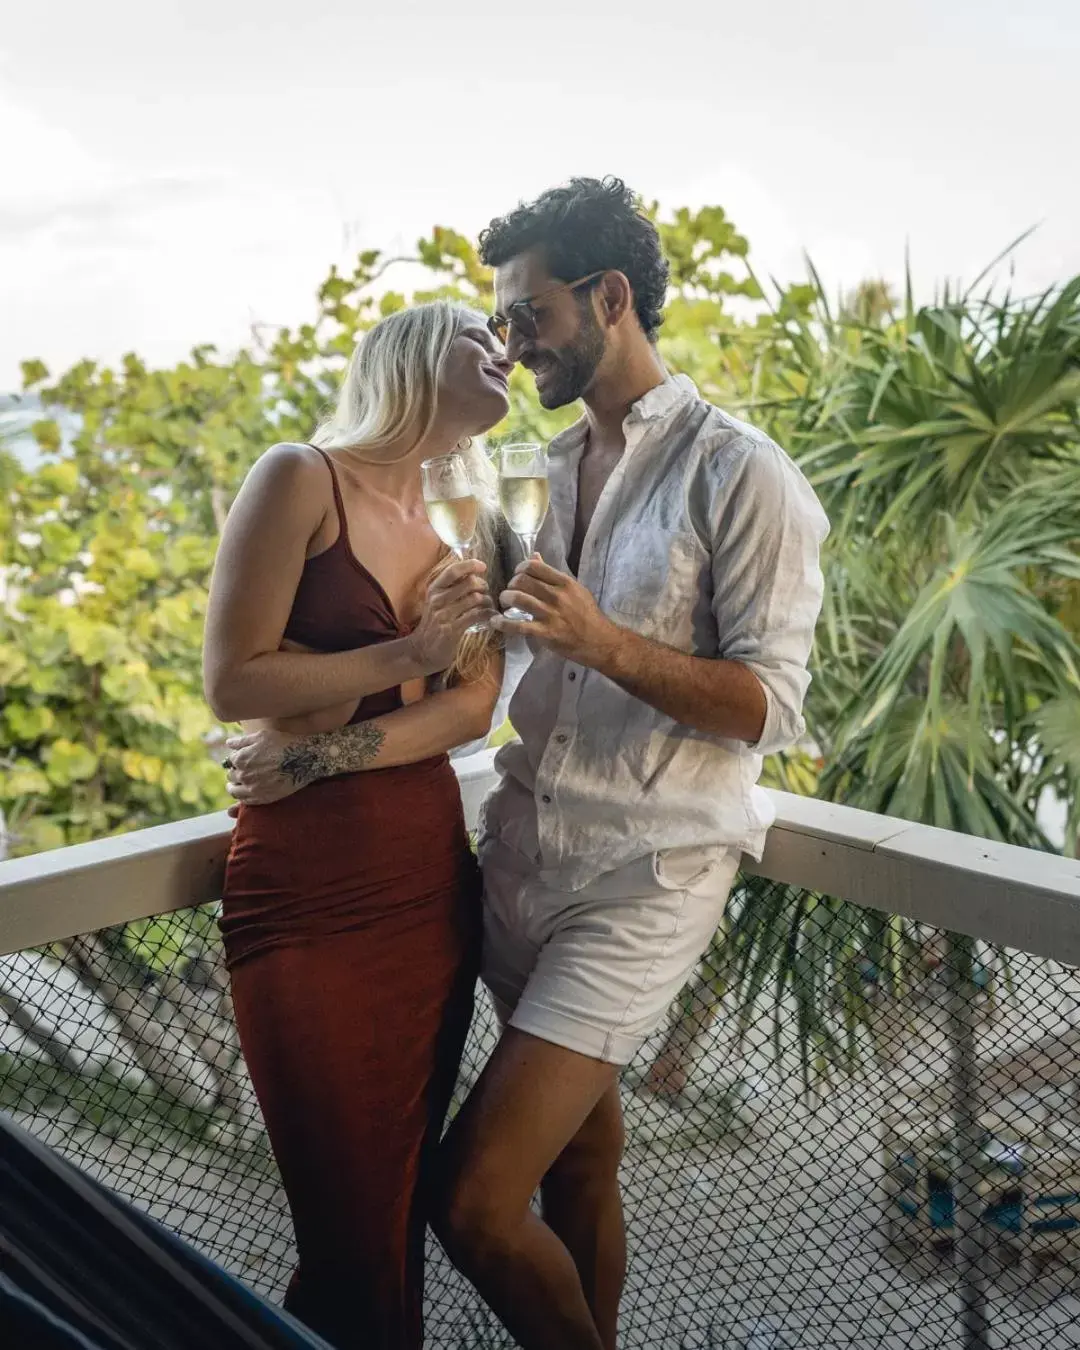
[341,505,443,628]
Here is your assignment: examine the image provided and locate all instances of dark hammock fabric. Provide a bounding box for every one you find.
[0,1111,334,1350]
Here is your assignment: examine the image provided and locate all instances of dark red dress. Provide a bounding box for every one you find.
[220,448,480,1350]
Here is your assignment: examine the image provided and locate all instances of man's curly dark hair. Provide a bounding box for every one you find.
[479,177,669,341]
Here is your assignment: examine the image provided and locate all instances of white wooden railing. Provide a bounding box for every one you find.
[1,749,1077,961]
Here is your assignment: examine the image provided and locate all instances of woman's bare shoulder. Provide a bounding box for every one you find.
[217,444,335,549]
[242,442,330,500]
[254,440,326,475]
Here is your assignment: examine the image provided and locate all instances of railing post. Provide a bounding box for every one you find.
[946,930,991,1350]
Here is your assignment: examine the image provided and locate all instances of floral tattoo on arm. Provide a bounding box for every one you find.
[278,722,387,788]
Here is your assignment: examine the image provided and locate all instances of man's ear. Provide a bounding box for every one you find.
[596,271,634,328]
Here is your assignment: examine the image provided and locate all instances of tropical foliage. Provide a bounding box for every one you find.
[0,206,792,855]
[659,267,1080,1088]
[1,205,1077,1100]
[769,272,1080,846]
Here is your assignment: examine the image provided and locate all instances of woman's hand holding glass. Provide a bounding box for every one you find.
[421,452,492,634]
[407,558,492,672]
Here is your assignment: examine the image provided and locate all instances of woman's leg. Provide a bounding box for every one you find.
[229,917,473,1350]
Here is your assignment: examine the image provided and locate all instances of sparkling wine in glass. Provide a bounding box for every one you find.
[498,442,550,622]
[421,453,487,633]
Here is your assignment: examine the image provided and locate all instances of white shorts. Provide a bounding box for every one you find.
[478,837,740,1066]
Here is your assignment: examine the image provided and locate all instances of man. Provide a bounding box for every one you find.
[224,177,828,1350]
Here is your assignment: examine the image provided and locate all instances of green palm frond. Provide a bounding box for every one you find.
[761,275,1080,536]
[713,258,1080,1088]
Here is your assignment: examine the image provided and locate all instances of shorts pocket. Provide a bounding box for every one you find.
[651,845,725,893]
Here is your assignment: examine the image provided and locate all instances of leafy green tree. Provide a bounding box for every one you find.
[2,362,236,851]
[3,203,1078,1112]
[0,204,778,856]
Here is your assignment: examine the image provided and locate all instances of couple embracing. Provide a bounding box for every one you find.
[202,177,828,1350]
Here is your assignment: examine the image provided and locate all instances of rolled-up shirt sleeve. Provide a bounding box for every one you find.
[708,434,829,757]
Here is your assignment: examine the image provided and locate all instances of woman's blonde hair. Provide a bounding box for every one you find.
[313,301,506,684]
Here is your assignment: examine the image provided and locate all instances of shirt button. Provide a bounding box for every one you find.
[541,794,552,804]
[555,733,567,744]
[568,671,577,682]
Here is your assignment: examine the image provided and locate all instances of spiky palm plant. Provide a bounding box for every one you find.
[648,262,1080,1095]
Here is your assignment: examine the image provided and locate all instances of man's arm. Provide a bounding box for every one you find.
[492,564,766,741]
[701,435,828,755]
[225,658,503,805]
[589,630,767,742]
[493,436,828,751]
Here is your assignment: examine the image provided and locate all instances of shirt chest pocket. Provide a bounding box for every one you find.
[602,529,703,644]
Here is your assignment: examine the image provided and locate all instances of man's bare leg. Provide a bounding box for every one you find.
[433,1028,620,1350]
[540,1083,626,1349]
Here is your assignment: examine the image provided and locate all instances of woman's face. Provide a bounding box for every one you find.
[437,321,512,434]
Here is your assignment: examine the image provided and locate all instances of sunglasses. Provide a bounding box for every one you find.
[486,271,606,345]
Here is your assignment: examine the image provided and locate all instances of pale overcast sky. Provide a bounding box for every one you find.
[2,0,1078,388]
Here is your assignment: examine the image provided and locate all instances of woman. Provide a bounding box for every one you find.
[202,302,512,1350]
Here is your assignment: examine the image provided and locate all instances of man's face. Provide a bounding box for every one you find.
[493,249,606,410]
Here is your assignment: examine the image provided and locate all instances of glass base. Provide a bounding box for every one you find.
[504,533,539,622]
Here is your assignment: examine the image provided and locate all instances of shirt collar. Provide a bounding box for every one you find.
[548,372,698,457]
[627,372,697,425]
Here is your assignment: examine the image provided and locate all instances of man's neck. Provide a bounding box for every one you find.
[582,344,667,446]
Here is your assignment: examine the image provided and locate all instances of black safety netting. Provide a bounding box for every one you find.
[2,874,1079,1349]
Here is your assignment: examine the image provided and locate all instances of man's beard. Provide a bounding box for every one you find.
[533,310,606,409]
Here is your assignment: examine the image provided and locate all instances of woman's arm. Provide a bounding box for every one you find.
[224,656,504,804]
[202,444,487,722]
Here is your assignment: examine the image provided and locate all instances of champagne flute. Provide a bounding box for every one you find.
[498,442,550,623]
[421,453,488,633]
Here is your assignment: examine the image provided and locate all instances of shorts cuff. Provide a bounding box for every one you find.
[508,1002,643,1067]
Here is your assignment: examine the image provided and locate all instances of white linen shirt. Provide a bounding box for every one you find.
[479,373,829,891]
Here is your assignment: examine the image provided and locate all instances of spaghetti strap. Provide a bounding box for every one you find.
[308,444,351,548]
